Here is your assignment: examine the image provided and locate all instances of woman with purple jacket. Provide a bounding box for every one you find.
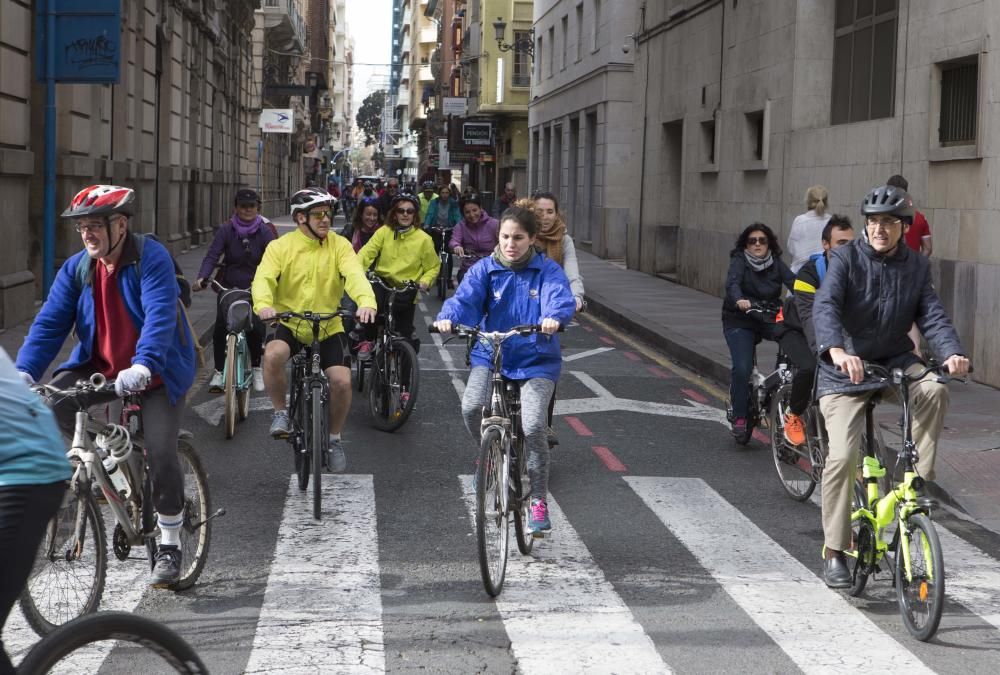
[450,194,499,284]
[194,189,278,392]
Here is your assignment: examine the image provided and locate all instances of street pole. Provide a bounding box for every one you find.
[43,0,56,297]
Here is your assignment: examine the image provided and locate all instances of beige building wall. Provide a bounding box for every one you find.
[0,0,256,327]
[529,0,637,259]
[632,0,1000,385]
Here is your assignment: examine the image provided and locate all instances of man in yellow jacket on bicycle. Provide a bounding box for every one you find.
[252,188,377,472]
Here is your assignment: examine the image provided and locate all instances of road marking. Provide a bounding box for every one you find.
[563,415,593,437]
[562,346,615,362]
[417,301,428,313]
[191,395,272,426]
[592,445,627,472]
[244,475,384,674]
[554,371,729,427]
[598,335,616,346]
[626,477,932,673]
[7,508,153,669]
[752,429,769,444]
[423,314,466,399]
[457,476,672,674]
[623,350,642,362]
[681,387,708,403]
[647,365,671,379]
[934,527,1000,632]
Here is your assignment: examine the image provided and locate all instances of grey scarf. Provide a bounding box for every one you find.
[493,246,536,271]
[744,250,774,272]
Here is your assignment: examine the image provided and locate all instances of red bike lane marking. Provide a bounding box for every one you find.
[623,351,642,362]
[592,446,627,472]
[563,415,594,437]
[647,366,670,379]
[598,335,616,346]
[752,429,769,444]
[681,387,708,403]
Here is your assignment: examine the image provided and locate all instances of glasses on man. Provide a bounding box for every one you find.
[866,216,902,230]
[395,208,416,215]
[747,236,768,246]
[74,222,106,234]
[308,210,333,221]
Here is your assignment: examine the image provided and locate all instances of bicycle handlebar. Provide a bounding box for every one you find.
[429,323,566,337]
[32,372,119,399]
[273,309,354,324]
[367,274,420,293]
[862,360,973,384]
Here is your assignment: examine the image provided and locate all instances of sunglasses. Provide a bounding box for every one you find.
[395,208,415,215]
[747,236,768,246]
[308,210,333,221]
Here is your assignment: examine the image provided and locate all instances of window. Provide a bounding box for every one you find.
[536,35,543,78]
[513,30,531,87]
[592,0,602,51]
[745,110,764,161]
[701,119,716,166]
[548,27,555,77]
[939,58,978,146]
[576,3,584,61]
[831,0,898,125]
[561,16,568,70]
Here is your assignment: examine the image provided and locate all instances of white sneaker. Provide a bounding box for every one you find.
[208,370,224,392]
[252,367,265,392]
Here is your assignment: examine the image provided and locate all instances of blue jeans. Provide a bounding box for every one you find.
[724,323,777,419]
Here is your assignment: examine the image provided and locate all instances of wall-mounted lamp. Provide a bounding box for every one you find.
[492,17,534,58]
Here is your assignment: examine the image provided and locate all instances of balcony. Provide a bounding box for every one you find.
[418,25,437,45]
[417,64,433,82]
[259,0,307,53]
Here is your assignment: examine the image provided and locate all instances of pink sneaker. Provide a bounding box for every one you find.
[357,341,374,360]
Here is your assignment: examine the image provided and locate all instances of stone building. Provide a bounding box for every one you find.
[0,0,258,327]
[631,0,1000,386]
[528,0,636,259]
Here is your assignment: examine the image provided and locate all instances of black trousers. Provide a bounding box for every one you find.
[0,481,66,674]
[777,330,817,416]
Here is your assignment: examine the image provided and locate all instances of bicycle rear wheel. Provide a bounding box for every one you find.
[237,339,251,421]
[476,427,510,596]
[224,334,238,439]
[437,263,446,300]
[172,440,211,591]
[19,486,107,635]
[512,440,534,555]
[17,611,207,674]
[896,513,945,641]
[367,340,419,432]
[311,385,326,520]
[768,388,816,501]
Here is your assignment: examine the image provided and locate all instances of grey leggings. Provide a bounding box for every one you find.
[461,367,555,499]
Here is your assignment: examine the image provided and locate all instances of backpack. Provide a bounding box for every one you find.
[75,232,192,308]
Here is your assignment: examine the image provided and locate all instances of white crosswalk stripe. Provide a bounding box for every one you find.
[457,475,672,674]
[625,476,934,673]
[244,474,384,674]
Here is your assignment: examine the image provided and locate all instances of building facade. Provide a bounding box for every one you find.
[632,0,1000,385]
[528,0,636,258]
[0,0,258,327]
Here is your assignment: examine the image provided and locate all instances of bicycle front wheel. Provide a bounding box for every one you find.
[896,512,945,641]
[237,338,252,421]
[437,263,446,300]
[295,384,310,492]
[224,334,238,439]
[17,611,207,674]
[311,385,326,520]
[848,481,875,597]
[476,427,510,597]
[768,387,816,501]
[19,486,107,635]
[172,440,212,591]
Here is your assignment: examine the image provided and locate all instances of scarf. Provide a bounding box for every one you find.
[536,217,567,266]
[744,249,774,272]
[393,224,413,240]
[231,213,262,238]
[493,245,536,271]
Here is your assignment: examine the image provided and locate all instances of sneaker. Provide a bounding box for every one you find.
[400,391,411,407]
[150,545,182,587]
[783,412,806,446]
[357,341,374,361]
[208,370,224,392]
[527,497,551,534]
[326,438,347,473]
[252,367,265,392]
[270,410,291,439]
[546,426,560,448]
[732,417,747,436]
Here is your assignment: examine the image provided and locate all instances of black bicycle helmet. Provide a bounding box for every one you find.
[421,180,436,191]
[861,185,914,223]
[390,194,420,212]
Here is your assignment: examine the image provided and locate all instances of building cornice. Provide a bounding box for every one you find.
[528,62,634,109]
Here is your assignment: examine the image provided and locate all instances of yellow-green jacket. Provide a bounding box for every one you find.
[357,226,440,298]
[252,229,376,343]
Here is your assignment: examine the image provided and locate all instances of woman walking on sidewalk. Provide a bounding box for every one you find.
[194,189,277,392]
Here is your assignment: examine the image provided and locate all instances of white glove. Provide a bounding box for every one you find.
[115,364,152,397]
[17,371,35,386]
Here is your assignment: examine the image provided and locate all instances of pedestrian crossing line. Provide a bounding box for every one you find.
[244,474,384,674]
[8,508,152,670]
[626,477,933,674]
[457,476,672,674]
[423,314,465,399]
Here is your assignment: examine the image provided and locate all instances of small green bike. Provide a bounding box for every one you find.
[846,362,965,641]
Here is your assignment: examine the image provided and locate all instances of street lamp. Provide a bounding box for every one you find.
[492,17,534,57]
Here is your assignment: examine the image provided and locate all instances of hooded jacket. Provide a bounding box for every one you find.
[357,225,441,299]
[437,254,576,381]
[197,219,277,289]
[813,237,964,397]
[449,213,500,275]
[15,234,195,404]
[722,250,794,329]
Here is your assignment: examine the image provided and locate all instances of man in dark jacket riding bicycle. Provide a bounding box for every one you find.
[812,184,970,589]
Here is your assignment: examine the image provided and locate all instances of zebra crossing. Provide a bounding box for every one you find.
[10,472,1000,673]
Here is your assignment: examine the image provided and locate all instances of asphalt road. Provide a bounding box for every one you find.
[8,287,1000,674]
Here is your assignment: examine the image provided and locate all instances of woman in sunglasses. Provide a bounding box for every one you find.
[723,223,794,443]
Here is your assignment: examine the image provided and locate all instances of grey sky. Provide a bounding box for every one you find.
[346,0,392,118]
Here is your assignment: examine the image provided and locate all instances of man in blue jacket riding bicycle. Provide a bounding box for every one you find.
[14,184,196,588]
[812,184,969,589]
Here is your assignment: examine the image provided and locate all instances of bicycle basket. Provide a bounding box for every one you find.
[219,288,253,333]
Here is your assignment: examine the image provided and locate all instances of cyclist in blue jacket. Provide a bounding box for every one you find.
[434,206,576,534]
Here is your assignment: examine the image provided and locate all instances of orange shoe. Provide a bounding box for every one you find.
[783,412,806,446]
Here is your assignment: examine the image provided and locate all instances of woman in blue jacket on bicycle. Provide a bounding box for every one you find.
[434,206,576,534]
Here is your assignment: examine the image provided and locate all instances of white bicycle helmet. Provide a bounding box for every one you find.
[289,187,334,218]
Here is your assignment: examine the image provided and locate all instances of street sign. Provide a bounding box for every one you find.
[34,0,121,83]
[260,109,294,133]
[463,122,493,146]
[442,97,467,116]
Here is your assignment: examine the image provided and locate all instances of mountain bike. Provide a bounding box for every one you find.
[210,280,254,439]
[358,275,420,432]
[846,362,967,641]
[725,300,782,445]
[424,225,453,300]
[20,374,218,635]
[16,611,207,674]
[276,309,353,520]
[432,323,559,597]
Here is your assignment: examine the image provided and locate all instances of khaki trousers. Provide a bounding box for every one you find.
[818,364,949,551]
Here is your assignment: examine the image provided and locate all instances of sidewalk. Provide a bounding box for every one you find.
[578,250,1000,535]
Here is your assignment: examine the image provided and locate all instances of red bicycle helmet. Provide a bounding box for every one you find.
[62,185,136,219]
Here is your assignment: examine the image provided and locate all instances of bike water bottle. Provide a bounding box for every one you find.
[102,454,131,497]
